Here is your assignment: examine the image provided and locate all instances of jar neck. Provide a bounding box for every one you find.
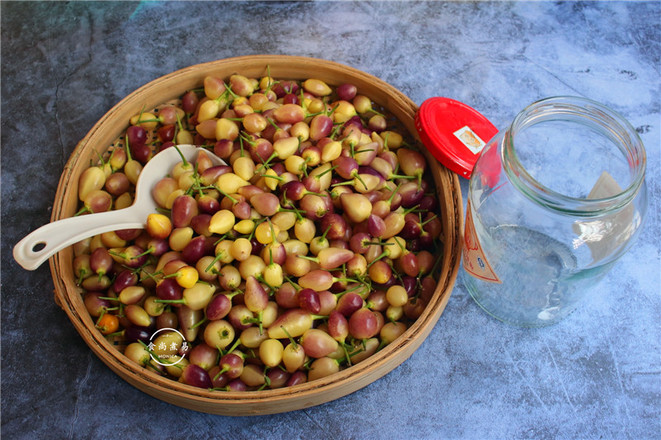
[502,96,647,216]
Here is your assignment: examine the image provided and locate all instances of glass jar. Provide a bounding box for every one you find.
[462,96,648,327]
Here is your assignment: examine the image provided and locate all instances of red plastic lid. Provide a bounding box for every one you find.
[415,97,498,178]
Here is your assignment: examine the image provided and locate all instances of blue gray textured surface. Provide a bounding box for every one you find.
[1,1,659,439]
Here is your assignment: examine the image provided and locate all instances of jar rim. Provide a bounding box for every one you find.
[502,96,647,216]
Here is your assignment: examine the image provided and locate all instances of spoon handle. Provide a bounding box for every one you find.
[13,207,144,271]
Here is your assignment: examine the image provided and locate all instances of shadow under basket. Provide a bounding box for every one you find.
[49,55,463,415]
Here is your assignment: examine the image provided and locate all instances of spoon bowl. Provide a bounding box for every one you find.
[13,145,225,270]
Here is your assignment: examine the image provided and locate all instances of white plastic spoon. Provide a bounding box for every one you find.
[13,145,226,271]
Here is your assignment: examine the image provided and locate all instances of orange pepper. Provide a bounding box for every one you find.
[96,313,119,335]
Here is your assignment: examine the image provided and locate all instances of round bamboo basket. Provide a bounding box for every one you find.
[49,55,463,415]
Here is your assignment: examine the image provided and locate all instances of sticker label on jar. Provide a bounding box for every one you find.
[571,171,633,261]
[463,200,502,283]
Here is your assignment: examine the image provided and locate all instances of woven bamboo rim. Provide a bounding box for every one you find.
[48,55,463,415]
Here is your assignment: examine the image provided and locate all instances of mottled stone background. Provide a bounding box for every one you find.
[1,1,659,439]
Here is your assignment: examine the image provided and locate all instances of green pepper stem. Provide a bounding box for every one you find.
[420,214,438,227]
[172,144,189,168]
[154,298,186,304]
